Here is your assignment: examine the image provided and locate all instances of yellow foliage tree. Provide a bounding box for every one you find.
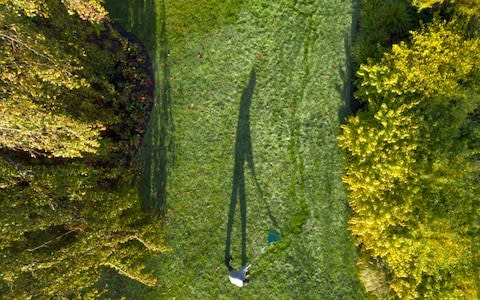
[0,1,111,157]
[1,0,106,21]
[357,20,480,106]
[340,18,480,299]
[412,0,480,16]
[1,1,163,297]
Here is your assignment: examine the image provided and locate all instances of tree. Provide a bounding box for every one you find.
[0,161,164,298]
[2,0,106,21]
[356,20,480,107]
[352,0,417,66]
[1,1,161,297]
[340,19,480,299]
[0,2,107,158]
[412,0,480,17]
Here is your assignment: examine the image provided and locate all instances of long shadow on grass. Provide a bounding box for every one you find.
[224,69,261,268]
[139,0,176,217]
[337,0,362,121]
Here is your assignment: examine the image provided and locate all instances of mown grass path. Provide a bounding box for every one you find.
[107,0,366,298]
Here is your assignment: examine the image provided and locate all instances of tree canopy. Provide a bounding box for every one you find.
[341,7,480,299]
[0,0,161,297]
[412,0,480,16]
[0,1,107,158]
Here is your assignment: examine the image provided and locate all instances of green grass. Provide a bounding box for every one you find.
[105,0,367,298]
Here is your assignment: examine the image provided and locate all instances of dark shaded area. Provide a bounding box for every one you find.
[105,0,157,53]
[337,0,362,121]
[106,0,175,217]
[103,23,156,165]
[138,0,176,216]
[0,151,31,188]
[350,0,420,67]
[224,69,257,268]
[9,225,79,254]
[94,268,156,299]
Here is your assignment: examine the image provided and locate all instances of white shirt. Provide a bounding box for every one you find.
[229,270,245,287]
[228,264,250,287]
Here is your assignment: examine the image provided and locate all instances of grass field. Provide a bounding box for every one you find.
[106,0,367,298]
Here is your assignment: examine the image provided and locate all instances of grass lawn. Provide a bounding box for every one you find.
[106,0,367,298]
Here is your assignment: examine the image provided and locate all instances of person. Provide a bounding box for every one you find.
[226,257,250,287]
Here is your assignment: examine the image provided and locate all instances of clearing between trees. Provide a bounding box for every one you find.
[106,0,366,298]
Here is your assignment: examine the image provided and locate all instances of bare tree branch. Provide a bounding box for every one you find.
[0,33,56,64]
[27,229,80,252]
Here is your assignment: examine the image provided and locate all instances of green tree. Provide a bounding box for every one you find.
[352,0,417,66]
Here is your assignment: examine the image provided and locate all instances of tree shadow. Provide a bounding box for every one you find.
[224,69,258,268]
[105,0,156,52]
[139,0,176,217]
[94,268,156,299]
[337,0,363,122]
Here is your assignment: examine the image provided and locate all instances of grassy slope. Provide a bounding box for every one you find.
[109,0,366,298]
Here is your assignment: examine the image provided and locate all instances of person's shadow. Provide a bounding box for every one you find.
[224,69,257,268]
